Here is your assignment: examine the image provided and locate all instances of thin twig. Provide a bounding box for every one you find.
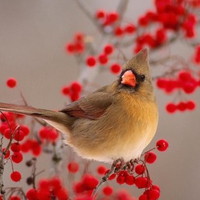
[116,0,129,24]
[92,158,124,197]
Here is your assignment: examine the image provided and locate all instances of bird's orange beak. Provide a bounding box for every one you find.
[121,70,136,87]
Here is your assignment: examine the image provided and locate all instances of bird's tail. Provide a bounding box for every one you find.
[0,102,71,134]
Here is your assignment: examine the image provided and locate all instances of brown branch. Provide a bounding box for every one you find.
[116,0,129,24]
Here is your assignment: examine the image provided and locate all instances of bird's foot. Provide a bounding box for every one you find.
[92,158,124,197]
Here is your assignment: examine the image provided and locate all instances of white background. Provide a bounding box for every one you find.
[0,0,200,199]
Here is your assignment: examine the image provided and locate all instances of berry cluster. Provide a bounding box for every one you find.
[0,112,31,182]
[134,0,198,52]
[73,174,98,197]
[156,70,199,113]
[85,44,121,74]
[66,139,168,199]
[0,110,61,188]
[157,71,199,94]
[100,139,169,200]
[62,81,82,101]
[65,33,85,54]
[39,126,59,143]
[95,9,137,37]
[166,101,196,113]
[95,10,119,27]
[21,139,41,156]
[26,177,68,200]
[86,44,114,67]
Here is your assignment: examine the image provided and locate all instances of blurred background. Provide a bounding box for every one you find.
[0,0,200,199]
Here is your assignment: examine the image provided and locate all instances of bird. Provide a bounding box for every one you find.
[0,48,158,163]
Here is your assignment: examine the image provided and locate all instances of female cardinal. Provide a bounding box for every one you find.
[0,48,158,163]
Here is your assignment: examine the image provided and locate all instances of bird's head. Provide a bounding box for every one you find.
[118,48,155,99]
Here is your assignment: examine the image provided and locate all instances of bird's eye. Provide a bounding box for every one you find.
[140,74,145,82]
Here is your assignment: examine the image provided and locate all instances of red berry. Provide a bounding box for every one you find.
[115,190,133,200]
[26,188,38,200]
[21,139,32,153]
[108,173,116,180]
[166,103,176,113]
[135,164,146,175]
[178,71,192,81]
[11,142,21,152]
[11,152,23,163]
[56,188,69,200]
[67,162,79,173]
[6,78,17,88]
[74,33,84,42]
[65,43,75,54]
[146,188,160,199]
[70,81,82,93]
[156,28,167,44]
[82,174,98,190]
[186,100,196,110]
[50,177,62,191]
[183,82,196,94]
[9,196,20,200]
[62,86,70,96]
[165,79,177,93]
[116,171,127,184]
[152,184,161,192]
[20,125,30,136]
[14,130,25,141]
[47,129,59,142]
[144,151,157,164]
[125,174,135,185]
[37,188,50,200]
[156,139,169,151]
[0,123,8,135]
[135,177,149,189]
[31,140,42,156]
[177,101,186,111]
[39,127,48,139]
[98,54,108,65]
[139,194,148,200]
[97,165,107,175]
[124,24,136,34]
[10,171,21,182]
[107,12,119,24]
[95,10,106,19]
[102,186,113,196]
[70,91,80,101]
[4,128,12,139]
[73,182,85,194]
[116,174,125,184]
[143,33,156,48]
[114,26,124,36]
[138,16,149,26]
[104,44,114,55]
[110,63,121,74]
[86,56,96,67]
[74,42,84,53]
[38,179,50,189]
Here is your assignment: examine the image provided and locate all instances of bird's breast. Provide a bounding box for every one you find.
[67,93,158,163]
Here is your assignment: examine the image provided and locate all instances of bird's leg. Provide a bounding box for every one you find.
[122,158,139,173]
[92,158,124,197]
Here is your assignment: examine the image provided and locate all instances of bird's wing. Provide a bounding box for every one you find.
[60,91,113,120]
